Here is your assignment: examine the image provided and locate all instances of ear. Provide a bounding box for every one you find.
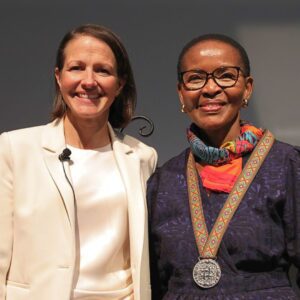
[55,68,62,89]
[177,82,185,105]
[243,76,254,102]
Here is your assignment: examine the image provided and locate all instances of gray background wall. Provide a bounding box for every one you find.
[1,0,299,165]
[1,0,300,293]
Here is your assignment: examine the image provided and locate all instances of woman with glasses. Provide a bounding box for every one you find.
[147,33,300,299]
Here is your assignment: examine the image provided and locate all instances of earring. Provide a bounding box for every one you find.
[181,104,186,113]
[242,99,248,107]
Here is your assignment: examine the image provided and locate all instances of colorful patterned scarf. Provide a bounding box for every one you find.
[187,122,264,193]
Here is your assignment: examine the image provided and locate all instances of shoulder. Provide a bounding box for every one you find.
[124,133,156,156]
[114,129,157,159]
[147,148,189,188]
[0,123,50,169]
[0,123,48,147]
[269,140,300,162]
[260,139,300,181]
[112,130,158,175]
[154,148,189,175]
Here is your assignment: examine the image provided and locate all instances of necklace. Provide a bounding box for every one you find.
[187,130,274,288]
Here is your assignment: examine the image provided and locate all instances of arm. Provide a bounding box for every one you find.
[0,133,14,299]
[142,146,158,180]
[284,147,300,290]
[147,170,169,299]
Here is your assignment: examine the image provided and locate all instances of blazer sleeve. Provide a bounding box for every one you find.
[146,147,158,178]
[0,133,14,299]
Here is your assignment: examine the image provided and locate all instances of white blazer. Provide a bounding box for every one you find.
[0,119,157,300]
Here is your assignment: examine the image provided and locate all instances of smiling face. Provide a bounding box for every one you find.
[178,40,253,145]
[55,35,124,124]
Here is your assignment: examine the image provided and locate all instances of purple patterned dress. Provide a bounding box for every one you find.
[147,140,300,299]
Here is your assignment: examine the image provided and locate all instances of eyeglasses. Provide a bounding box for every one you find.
[179,66,245,90]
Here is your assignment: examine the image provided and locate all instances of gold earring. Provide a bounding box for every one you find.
[181,104,186,113]
[243,99,248,107]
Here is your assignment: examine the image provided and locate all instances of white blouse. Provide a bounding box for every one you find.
[68,144,133,300]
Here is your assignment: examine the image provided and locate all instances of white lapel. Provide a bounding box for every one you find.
[41,119,75,230]
[108,125,145,279]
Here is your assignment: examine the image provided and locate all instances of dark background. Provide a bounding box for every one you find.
[1,0,299,294]
[1,0,299,165]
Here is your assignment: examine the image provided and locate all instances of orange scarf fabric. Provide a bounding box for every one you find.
[197,157,242,193]
[188,122,264,193]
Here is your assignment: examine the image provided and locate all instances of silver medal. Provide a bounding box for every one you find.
[193,258,221,288]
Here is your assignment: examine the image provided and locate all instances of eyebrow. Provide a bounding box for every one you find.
[65,60,115,69]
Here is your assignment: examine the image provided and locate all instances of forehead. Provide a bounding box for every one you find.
[181,40,243,70]
[64,35,116,62]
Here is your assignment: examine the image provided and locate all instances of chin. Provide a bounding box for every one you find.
[193,117,223,130]
[195,113,239,130]
[70,111,100,121]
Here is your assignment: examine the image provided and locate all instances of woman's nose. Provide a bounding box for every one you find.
[81,70,97,88]
[201,76,222,97]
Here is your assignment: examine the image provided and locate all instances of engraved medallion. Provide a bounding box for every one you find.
[193,258,221,288]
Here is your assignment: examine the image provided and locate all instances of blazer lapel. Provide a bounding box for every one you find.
[41,119,75,229]
[109,125,145,280]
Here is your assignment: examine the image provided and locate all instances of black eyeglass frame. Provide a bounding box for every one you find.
[178,66,247,91]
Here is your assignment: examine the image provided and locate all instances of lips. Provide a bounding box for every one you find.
[198,100,226,113]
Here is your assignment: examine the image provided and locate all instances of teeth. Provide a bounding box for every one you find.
[78,93,99,99]
[205,103,221,107]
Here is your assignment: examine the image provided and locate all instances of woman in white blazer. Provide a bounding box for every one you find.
[0,24,157,300]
